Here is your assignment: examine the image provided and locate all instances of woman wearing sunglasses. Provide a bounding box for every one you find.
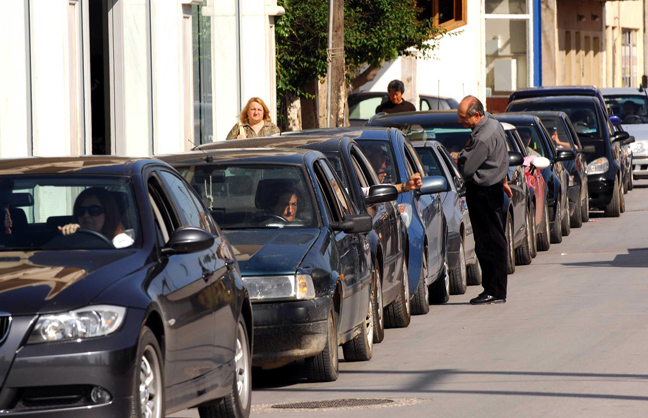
[59,187,134,248]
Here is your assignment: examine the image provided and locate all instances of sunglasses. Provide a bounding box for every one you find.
[74,205,104,217]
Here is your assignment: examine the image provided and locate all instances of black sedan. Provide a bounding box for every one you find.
[161,148,385,382]
[0,157,252,418]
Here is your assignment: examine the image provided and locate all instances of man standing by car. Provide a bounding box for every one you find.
[451,96,509,305]
[375,80,416,114]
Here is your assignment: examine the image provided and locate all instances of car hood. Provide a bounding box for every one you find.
[0,250,141,315]
[621,124,648,141]
[223,229,320,276]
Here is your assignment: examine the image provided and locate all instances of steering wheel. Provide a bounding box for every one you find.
[255,213,289,226]
[74,228,114,247]
[622,115,642,124]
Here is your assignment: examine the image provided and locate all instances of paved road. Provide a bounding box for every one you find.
[170,181,648,418]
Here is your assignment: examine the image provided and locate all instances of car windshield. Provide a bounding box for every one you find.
[0,177,139,251]
[508,101,601,138]
[604,95,648,124]
[177,164,317,229]
[355,141,399,185]
[406,124,472,153]
[414,148,445,177]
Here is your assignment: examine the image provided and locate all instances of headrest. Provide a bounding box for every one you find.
[255,179,300,211]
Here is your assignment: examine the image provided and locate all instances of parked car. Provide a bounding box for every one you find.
[410,140,481,293]
[601,87,648,184]
[366,111,530,273]
[162,148,386,382]
[194,134,408,340]
[0,157,252,418]
[348,92,458,127]
[608,114,634,196]
[506,95,632,217]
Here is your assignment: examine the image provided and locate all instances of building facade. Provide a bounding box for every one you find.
[0,0,284,158]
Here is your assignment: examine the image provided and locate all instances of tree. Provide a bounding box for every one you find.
[275,0,446,129]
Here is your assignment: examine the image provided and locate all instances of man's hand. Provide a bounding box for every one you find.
[450,151,459,162]
[404,173,423,192]
[503,182,513,198]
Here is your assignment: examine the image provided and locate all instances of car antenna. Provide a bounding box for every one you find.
[187,139,213,163]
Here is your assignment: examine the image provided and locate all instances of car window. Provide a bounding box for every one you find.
[158,170,213,233]
[357,141,399,185]
[313,162,342,222]
[415,147,444,177]
[318,159,354,217]
[351,145,379,186]
[349,96,385,119]
[505,131,522,154]
[511,130,528,157]
[538,117,573,151]
[508,100,601,138]
[420,99,430,111]
[322,152,349,191]
[406,124,472,154]
[604,95,648,124]
[177,164,317,229]
[404,141,426,175]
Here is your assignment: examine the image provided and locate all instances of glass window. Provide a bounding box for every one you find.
[507,100,601,138]
[406,124,472,154]
[517,125,548,157]
[158,171,212,232]
[417,0,467,30]
[604,95,648,124]
[177,164,317,229]
[349,96,385,120]
[193,3,213,144]
[319,160,353,217]
[356,141,399,185]
[485,0,527,14]
[621,29,638,88]
[485,19,529,93]
[415,148,444,177]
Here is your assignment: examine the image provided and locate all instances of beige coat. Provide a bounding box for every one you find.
[226,121,280,140]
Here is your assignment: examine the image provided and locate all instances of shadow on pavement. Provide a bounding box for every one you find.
[562,247,648,268]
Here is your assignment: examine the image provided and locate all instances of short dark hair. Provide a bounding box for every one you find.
[462,95,485,117]
[387,79,405,94]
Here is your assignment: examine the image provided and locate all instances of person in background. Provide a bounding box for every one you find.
[519,129,542,157]
[365,146,423,194]
[375,80,416,114]
[226,97,280,140]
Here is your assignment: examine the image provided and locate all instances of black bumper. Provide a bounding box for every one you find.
[251,296,330,369]
[587,176,615,209]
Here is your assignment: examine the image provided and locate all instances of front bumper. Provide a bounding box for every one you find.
[632,155,648,179]
[0,309,145,417]
[587,176,615,209]
[251,296,330,369]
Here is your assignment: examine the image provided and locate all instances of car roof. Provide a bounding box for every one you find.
[494,113,543,125]
[278,127,397,141]
[0,156,152,176]
[600,87,647,96]
[505,110,568,119]
[367,110,458,127]
[507,95,599,105]
[159,147,315,166]
[509,86,602,101]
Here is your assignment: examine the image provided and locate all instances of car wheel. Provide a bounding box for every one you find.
[306,308,338,382]
[604,178,621,217]
[581,188,590,223]
[537,200,551,251]
[561,195,571,237]
[466,258,482,286]
[550,198,563,244]
[199,319,251,418]
[529,203,537,259]
[514,206,533,266]
[429,259,450,304]
[133,327,164,418]
[384,259,411,328]
[570,189,583,228]
[506,213,515,274]
[619,180,626,213]
[371,261,385,343]
[411,249,430,315]
[449,239,467,295]
[627,169,634,191]
[342,287,374,361]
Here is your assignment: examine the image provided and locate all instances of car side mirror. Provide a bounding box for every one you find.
[161,226,214,255]
[554,149,576,162]
[531,157,551,170]
[365,184,398,205]
[508,151,524,167]
[621,136,635,146]
[609,115,621,125]
[331,213,373,233]
[416,175,448,195]
[580,145,596,154]
[612,131,630,142]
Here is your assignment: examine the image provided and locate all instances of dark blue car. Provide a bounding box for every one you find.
[162,148,389,382]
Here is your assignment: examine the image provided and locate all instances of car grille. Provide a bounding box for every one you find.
[0,314,10,344]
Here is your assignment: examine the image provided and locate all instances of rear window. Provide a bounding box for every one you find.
[508,101,601,138]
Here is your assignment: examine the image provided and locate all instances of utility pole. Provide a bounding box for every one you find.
[326,0,345,127]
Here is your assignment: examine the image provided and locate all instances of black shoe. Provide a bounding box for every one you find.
[470,294,506,305]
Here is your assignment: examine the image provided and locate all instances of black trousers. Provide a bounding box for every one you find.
[465,181,508,299]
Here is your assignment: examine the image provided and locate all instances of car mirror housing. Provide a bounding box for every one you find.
[508,151,524,167]
[609,115,621,125]
[365,184,399,205]
[416,175,448,195]
[161,227,215,255]
[331,213,373,234]
[621,136,635,146]
[612,131,630,142]
[531,157,551,170]
[580,145,596,154]
[554,149,576,162]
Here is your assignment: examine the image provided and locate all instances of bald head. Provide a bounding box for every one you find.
[457,95,485,129]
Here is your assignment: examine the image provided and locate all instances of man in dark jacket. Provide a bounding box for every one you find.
[375,80,416,114]
[451,96,509,304]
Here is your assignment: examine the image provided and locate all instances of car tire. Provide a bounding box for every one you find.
[537,200,551,252]
[342,289,374,362]
[466,258,482,286]
[411,249,430,315]
[561,195,571,237]
[550,199,563,244]
[371,261,385,344]
[604,178,621,217]
[506,214,515,274]
[581,188,590,223]
[384,260,411,328]
[627,170,634,191]
[620,181,626,213]
[514,206,533,266]
[429,260,450,304]
[133,327,164,418]
[199,319,251,418]
[306,308,339,382]
[449,240,467,295]
[570,190,583,228]
[529,203,537,259]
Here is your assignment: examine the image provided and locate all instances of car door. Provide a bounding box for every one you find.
[504,131,527,243]
[150,170,231,388]
[312,159,370,334]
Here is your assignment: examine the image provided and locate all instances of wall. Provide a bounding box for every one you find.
[605,0,644,87]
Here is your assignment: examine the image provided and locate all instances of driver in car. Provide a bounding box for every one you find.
[59,187,134,248]
[271,189,299,222]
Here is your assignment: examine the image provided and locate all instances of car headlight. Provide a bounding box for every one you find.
[243,274,315,302]
[27,305,126,344]
[586,157,609,175]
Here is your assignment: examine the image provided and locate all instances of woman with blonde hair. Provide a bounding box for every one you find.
[226,97,280,140]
